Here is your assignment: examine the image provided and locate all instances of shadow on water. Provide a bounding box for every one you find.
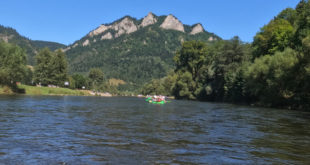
[0,95,310,164]
[249,109,310,164]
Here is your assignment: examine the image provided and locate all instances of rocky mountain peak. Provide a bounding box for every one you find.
[190,23,204,35]
[112,17,138,37]
[160,15,184,32]
[88,25,109,37]
[88,17,137,38]
[140,12,157,27]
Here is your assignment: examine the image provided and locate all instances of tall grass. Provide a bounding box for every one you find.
[0,85,13,94]
[18,84,90,96]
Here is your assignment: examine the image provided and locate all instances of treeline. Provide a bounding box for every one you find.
[142,0,310,110]
[0,43,117,94]
[33,48,120,93]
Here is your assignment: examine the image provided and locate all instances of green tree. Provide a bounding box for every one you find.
[253,19,294,57]
[294,0,310,46]
[88,68,104,89]
[174,41,207,81]
[209,37,250,101]
[72,74,87,89]
[0,42,27,86]
[34,48,53,85]
[173,71,197,99]
[244,48,299,106]
[50,49,68,86]
[22,67,33,85]
[172,41,209,99]
[34,48,68,86]
[275,8,297,25]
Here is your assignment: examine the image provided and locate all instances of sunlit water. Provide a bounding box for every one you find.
[0,95,310,164]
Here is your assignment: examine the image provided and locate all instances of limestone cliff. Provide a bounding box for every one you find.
[160,15,184,32]
[140,12,157,27]
[88,25,110,37]
[101,32,113,40]
[112,17,138,37]
[190,24,204,35]
[88,17,138,39]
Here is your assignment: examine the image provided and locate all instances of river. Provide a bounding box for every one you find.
[0,95,309,164]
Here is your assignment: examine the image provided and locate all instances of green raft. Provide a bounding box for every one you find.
[149,100,166,104]
[145,97,167,104]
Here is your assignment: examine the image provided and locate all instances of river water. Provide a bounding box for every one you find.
[0,95,309,164]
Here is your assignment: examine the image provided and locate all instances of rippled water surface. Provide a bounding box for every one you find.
[0,95,310,164]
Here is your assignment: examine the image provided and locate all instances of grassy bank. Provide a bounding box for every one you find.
[0,85,14,95]
[17,84,90,96]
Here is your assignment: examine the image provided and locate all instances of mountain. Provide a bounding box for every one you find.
[65,13,220,91]
[0,25,66,65]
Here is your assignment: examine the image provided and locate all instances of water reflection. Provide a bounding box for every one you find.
[250,109,310,164]
[0,95,309,164]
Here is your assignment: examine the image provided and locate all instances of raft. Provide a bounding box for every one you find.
[148,100,166,104]
[145,97,167,104]
[145,97,152,102]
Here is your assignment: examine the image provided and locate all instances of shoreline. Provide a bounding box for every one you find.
[0,85,113,97]
[1,85,307,111]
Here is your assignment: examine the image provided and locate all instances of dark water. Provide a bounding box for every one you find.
[0,96,310,164]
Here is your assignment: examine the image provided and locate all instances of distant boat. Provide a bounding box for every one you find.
[145,96,169,104]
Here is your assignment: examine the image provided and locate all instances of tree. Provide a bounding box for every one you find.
[275,8,297,25]
[72,74,87,89]
[34,48,68,86]
[253,19,294,58]
[244,48,299,106]
[173,41,209,99]
[0,42,27,86]
[211,37,250,101]
[173,71,197,99]
[50,49,68,86]
[174,41,207,81]
[34,48,53,85]
[88,68,104,88]
[294,0,310,47]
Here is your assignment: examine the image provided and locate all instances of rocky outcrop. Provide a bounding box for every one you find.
[0,34,13,42]
[113,17,138,37]
[101,32,113,40]
[88,17,138,38]
[82,39,90,46]
[140,12,157,27]
[160,15,184,32]
[73,43,79,48]
[190,24,204,35]
[62,47,71,52]
[89,25,109,37]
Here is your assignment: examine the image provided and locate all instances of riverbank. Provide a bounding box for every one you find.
[19,84,91,96]
[0,85,14,95]
[0,85,92,96]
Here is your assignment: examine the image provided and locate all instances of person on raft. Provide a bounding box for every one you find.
[152,95,165,102]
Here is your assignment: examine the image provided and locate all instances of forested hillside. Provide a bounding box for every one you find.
[0,25,65,65]
[65,13,220,92]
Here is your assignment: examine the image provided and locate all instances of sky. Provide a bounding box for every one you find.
[0,0,301,45]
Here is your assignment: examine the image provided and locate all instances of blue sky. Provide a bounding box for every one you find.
[0,0,301,45]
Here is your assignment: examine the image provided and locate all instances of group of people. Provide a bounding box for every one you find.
[146,95,166,102]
